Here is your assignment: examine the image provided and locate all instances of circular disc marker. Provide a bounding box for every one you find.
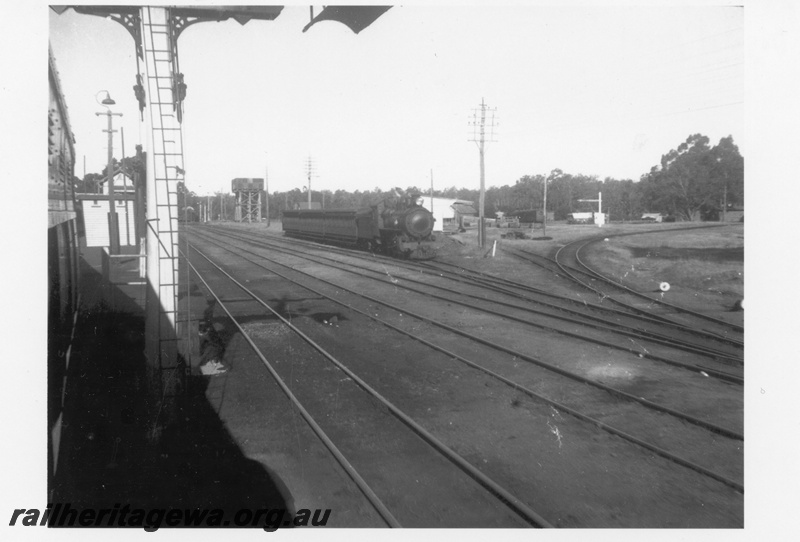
[659,282,671,292]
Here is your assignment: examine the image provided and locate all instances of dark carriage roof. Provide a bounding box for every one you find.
[282,207,374,216]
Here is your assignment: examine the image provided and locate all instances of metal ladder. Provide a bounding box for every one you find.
[140,6,184,389]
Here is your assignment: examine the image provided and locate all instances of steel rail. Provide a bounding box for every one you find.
[433,260,743,364]
[504,247,745,354]
[290,238,742,370]
[422,254,726,333]
[188,244,554,528]
[189,230,743,441]
[573,237,745,334]
[553,242,743,343]
[550,233,744,336]
[198,228,743,382]
[209,226,744,358]
[188,234,743,492]
[200,226,744,365]
[424,255,743,354]
[183,254,402,528]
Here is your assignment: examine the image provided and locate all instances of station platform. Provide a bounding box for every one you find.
[50,241,292,522]
[77,242,146,315]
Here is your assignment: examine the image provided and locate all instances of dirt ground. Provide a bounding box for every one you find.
[436,221,744,313]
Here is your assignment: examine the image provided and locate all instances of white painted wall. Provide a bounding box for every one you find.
[83,199,137,247]
[419,197,475,231]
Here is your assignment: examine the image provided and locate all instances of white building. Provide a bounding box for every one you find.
[78,196,138,247]
[99,170,136,194]
[641,213,663,223]
[78,170,139,247]
[418,197,477,232]
[568,212,608,225]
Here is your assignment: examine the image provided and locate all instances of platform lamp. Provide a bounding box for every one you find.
[96,90,123,254]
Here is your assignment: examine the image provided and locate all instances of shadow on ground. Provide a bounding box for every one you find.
[50,263,294,528]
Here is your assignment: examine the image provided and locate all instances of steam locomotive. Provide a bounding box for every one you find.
[282,193,436,259]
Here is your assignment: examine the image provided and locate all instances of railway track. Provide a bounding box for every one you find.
[425,254,744,366]
[204,225,744,379]
[531,229,743,343]
[191,226,743,430]
[185,242,550,527]
[184,225,745,517]
[219,224,744,363]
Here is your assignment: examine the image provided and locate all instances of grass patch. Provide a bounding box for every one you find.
[587,228,743,298]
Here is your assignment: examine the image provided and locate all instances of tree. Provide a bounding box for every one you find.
[547,169,584,220]
[177,181,199,221]
[509,175,545,212]
[120,153,146,189]
[598,178,641,222]
[486,183,521,215]
[710,135,744,218]
[75,172,105,193]
[639,134,743,221]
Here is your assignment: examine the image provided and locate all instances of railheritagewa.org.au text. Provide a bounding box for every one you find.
[9,503,330,531]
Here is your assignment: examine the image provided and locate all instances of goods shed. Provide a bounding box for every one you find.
[419,197,477,231]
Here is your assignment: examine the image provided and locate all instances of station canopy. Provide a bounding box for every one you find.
[52,6,391,33]
[50,5,283,24]
[303,6,392,33]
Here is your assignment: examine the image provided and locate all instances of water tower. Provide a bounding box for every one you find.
[232,177,264,222]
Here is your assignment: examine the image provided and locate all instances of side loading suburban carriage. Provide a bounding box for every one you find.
[282,194,436,260]
[48,45,81,488]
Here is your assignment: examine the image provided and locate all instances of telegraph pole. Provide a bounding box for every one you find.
[723,184,727,223]
[96,106,123,254]
[469,98,497,248]
[265,155,271,226]
[542,173,548,237]
[306,156,316,206]
[430,169,434,211]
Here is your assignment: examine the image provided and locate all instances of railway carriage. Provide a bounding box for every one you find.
[48,46,82,486]
[282,196,436,259]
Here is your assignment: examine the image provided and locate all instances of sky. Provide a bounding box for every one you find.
[45,2,744,196]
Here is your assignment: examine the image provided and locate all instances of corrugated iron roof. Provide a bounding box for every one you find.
[452,203,477,215]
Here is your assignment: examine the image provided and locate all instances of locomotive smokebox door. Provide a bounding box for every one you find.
[404,207,434,239]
